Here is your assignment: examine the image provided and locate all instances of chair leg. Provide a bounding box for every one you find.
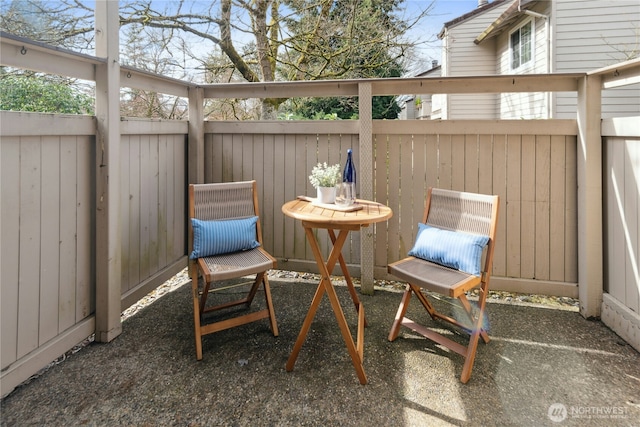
[390,281,490,383]
[409,284,437,319]
[245,272,264,306]
[459,293,490,344]
[460,328,481,383]
[199,281,212,316]
[388,285,412,341]
[191,269,204,361]
[263,276,279,336]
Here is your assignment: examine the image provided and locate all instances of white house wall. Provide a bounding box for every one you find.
[497,2,552,119]
[554,0,640,118]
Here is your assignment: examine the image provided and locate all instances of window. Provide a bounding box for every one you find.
[510,20,533,70]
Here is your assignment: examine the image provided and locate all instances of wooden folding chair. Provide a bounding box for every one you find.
[188,181,279,360]
[388,187,499,383]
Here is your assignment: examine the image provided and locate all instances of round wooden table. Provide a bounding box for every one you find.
[282,198,393,385]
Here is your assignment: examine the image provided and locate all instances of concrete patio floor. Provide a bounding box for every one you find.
[1,273,639,427]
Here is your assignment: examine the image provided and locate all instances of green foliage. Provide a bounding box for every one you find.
[286,94,401,120]
[0,73,94,114]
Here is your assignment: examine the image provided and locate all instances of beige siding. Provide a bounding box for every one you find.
[554,0,640,118]
[441,2,510,119]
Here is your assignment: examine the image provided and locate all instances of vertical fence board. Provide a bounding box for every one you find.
[549,135,567,282]
[170,135,182,261]
[256,135,272,254]
[17,137,41,358]
[535,135,551,281]
[128,136,141,289]
[59,137,77,331]
[439,134,453,189]
[465,134,479,193]
[139,135,151,281]
[263,134,278,257]
[120,136,131,290]
[411,133,427,243]
[158,137,168,268]
[373,135,388,268]
[624,139,639,312]
[425,134,438,190]
[386,135,402,263]
[506,134,522,278]
[400,135,414,259]
[565,136,578,283]
[492,134,507,277]
[149,136,160,276]
[39,137,60,344]
[76,136,93,319]
[521,135,536,279]
[606,139,625,299]
[1,137,20,367]
[478,134,493,195]
[451,135,466,191]
[279,135,295,261]
[288,133,301,257]
[273,134,287,258]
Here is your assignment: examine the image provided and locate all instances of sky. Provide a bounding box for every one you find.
[403,0,483,73]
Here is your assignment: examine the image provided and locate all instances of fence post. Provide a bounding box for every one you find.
[94,0,122,342]
[188,86,205,184]
[358,82,375,294]
[576,74,603,318]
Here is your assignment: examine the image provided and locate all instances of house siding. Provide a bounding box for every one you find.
[440,2,511,119]
[554,0,640,118]
[497,3,552,119]
[438,0,639,120]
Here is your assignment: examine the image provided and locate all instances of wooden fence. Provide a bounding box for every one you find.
[205,120,579,298]
[602,117,640,351]
[1,113,188,396]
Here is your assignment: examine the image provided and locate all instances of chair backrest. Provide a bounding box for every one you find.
[189,180,264,247]
[423,187,499,274]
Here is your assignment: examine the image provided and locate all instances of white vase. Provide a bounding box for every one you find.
[316,186,336,204]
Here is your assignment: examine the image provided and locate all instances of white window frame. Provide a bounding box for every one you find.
[509,18,535,72]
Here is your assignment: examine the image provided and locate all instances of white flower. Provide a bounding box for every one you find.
[309,162,341,188]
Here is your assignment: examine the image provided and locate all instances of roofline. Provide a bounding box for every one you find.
[474,0,542,45]
[438,0,509,39]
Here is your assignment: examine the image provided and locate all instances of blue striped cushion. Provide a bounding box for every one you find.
[190,216,260,259]
[408,223,489,276]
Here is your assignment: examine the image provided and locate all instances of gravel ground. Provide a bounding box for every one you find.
[18,268,580,391]
[2,270,638,427]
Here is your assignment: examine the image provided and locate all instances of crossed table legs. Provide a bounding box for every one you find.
[285,223,369,385]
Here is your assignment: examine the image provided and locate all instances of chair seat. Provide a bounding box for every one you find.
[200,247,276,282]
[388,257,480,298]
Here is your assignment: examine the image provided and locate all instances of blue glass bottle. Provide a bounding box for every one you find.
[342,149,356,204]
[343,149,356,184]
